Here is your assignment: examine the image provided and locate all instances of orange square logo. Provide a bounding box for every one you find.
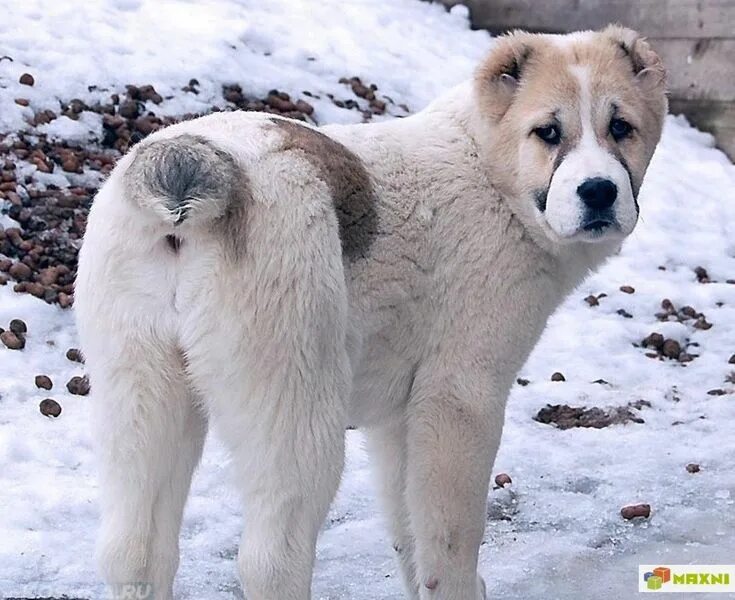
[654,567,671,583]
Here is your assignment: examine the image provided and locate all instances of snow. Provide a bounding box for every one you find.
[1,1,734,599]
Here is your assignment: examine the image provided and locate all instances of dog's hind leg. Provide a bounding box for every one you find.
[85,334,206,600]
[76,192,208,598]
[180,151,352,600]
[365,421,420,600]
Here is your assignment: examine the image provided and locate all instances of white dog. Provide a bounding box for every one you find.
[75,26,666,600]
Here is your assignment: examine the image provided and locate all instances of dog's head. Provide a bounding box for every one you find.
[474,26,667,244]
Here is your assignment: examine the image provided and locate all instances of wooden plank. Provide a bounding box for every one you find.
[654,38,735,102]
[669,98,735,160]
[443,0,735,39]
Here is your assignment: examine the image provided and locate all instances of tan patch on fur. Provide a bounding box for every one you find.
[267,118,377,260]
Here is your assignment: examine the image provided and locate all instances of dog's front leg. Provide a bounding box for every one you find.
[405,362,504,600]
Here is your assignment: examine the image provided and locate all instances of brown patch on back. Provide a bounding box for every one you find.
[267,118,377,261]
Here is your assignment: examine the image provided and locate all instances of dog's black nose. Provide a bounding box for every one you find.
[577,178,617,210]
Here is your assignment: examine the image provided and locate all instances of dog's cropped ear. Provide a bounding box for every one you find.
[604,25,667,95]
[475,31,534,121]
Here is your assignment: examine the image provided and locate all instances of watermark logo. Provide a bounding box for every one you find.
[640,565,735,593]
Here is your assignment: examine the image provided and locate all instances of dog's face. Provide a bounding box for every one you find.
[474,26,667,244]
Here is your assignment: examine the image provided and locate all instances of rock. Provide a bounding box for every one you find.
[680,305,700,319]
[35,374,53,390]
[67,375,90,396]
[66,348,84,363]
[686,463,700,473]
[619,285,635,294]
[729,354,735,365]
[621,503,651,520]
[642,332,665,351]
[118,100,140,119]
[9,319,27,335]
[693,316,712,330]
[295,99,314,115]
[8,261,32,281]
[694,266,710,283]
[58,292,73,308]
[707,388,727,396]
[516,378,530,386]
[1,330,25,349]
[137,84,163,104]
[14,98,29,107]
[662,339,681,360]
[39,398,62,417]
[494,473,512,488]
[534,402,646,430]
[19,73,35,86]
[584,294,599,306]
[133,116,159,135]
[616,308,633,319]
[61,154,81,173]
[551,372,566,382]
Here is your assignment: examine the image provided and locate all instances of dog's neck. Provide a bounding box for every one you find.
[416,80,622,292]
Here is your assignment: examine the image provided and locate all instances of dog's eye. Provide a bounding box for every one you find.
[534,125,561,145]
[610,117,633,141]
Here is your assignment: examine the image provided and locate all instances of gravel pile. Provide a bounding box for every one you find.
[1,75,398,308]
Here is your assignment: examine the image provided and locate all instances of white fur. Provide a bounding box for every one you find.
[76,59,650,599]
[544,66,638,241]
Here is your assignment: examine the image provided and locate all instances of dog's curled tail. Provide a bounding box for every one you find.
[124,133,239,226]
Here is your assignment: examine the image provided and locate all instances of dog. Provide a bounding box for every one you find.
[75,26,666,600]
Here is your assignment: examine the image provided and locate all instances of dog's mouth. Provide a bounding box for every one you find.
[582,218,615,232]
[572,213,622,242]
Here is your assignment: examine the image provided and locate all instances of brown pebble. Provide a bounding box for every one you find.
[118,100,140,119]
[14,98,30,107]
[693,316,712,330]
[39,398,62,418]
[642,332,665,351]
[1,330,24,350]
[66,348,84,363]
[494,473,512,487]
[662,339,681,360]
[61,155,81,173]
[551,372,566,382]
[694,266,710,283]
[9,319,27,335]
[584,294,599,306]
[621,503,651,520]
[19,73,35,86]
[8,261,32,281]
[35,374,52,390]
[729,354,735,365]
[616,308,633,319]
[707,388,727,396]
[516,378,530,386]
[620,285,635,294]
[67,375,90,396]
[686,463,700,474]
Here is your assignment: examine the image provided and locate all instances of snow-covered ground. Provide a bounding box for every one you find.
[1,1,734,599]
